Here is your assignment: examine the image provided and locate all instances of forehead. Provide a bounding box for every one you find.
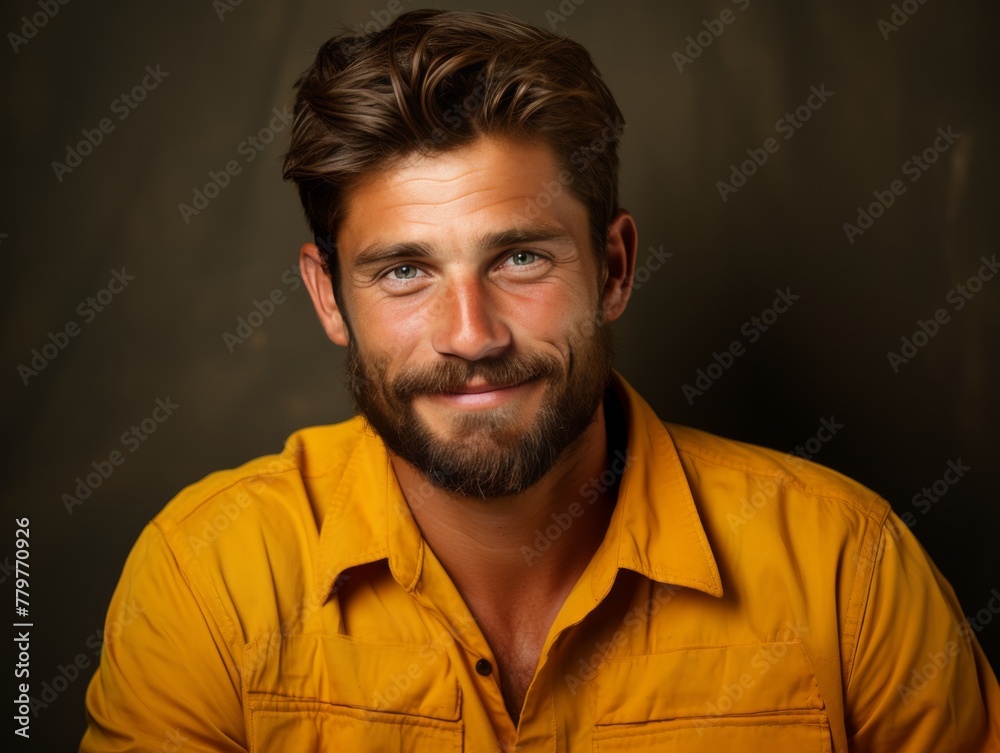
[336,135,589,255]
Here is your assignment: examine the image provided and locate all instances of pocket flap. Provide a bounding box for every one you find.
[244,632,461,722]
[595,642,823,724]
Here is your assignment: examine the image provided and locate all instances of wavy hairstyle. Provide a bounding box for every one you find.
[281,9,626,298]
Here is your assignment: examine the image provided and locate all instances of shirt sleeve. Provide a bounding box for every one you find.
[845,509,1000,751]
[79,523,248,752]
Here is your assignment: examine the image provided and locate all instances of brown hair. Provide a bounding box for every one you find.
[281,8,625,297]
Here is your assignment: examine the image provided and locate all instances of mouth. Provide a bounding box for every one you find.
[447,378,527,395]
[427,376,541,408]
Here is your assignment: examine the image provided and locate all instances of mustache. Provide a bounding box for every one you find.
[390,351,562,400]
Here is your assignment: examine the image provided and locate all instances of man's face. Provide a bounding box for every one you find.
[332,135,616,498]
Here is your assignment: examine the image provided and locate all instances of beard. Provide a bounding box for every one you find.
[346,317,614,499]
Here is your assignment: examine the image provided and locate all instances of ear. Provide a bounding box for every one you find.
[600,209,638,323]
[300,242,349,346]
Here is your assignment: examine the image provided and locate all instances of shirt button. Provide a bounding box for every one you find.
[475,658,493,676]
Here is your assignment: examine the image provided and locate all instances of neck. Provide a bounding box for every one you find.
[390,391,626,610]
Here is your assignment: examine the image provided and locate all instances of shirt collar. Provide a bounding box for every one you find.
[591,372,723,599]
[312,370,723,604]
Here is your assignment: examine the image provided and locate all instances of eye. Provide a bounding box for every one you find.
[390,265,421,280]
[508,250,539,266]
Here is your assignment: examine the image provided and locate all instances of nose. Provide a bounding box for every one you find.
[430,273,511,361]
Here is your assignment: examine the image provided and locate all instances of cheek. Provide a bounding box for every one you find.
[351,297,433,365]
[508,292,600,355]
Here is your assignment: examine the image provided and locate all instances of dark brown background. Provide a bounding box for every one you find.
[2,1,997,749]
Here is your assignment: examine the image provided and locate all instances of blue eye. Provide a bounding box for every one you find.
[392,265,419,279]
[510,251,538,266]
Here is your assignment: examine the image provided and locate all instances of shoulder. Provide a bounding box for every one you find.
[151,416,370,537]
[133,417,373,625]
[659,421,902,688]
[663,421,891,526]
[660,420,894,592]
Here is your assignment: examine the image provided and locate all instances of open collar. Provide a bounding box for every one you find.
[311,371,722,605]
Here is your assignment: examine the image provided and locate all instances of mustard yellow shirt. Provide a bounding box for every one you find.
[81,373,1000,752]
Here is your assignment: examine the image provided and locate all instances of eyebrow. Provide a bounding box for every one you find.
[351,225,575,269]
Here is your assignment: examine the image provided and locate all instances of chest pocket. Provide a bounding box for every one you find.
[592,642,832,753]
[243,633,463,753]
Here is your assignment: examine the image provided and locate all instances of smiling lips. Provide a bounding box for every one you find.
[450,380,517,394]
[431,377,538,407]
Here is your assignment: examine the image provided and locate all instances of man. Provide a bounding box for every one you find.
[81,9,999,752]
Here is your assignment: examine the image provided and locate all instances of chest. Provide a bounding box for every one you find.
[492,642,540,723]
[243,623,836,751]
[479,622,549,725]
[244,568,841,751]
